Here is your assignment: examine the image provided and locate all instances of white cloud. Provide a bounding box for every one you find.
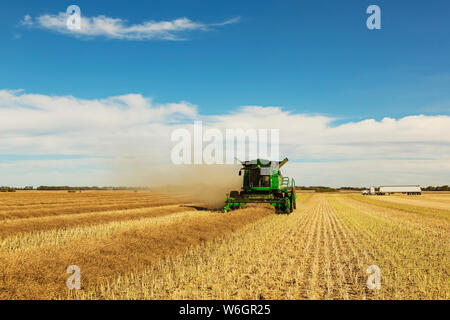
[21,12,240,40]
[22,14,32,26]
[1,89,449,187]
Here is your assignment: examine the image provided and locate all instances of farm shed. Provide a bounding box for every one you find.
[378,185,422,195]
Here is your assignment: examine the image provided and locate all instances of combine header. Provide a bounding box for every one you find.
[224,158,296,213]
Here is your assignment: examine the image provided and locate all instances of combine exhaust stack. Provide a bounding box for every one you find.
[224,158,296,213]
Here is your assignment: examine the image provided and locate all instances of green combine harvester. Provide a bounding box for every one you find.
[224,157,296,213]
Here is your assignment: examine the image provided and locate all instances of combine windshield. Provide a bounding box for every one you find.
[248,169,270,187]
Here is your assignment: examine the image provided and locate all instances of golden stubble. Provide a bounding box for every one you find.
[0,198,272,299]
[73,193,449,300]
[0,191,448,300]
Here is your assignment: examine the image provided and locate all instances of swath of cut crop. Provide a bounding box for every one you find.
[0,191,188,220]
[0,205,272,299]
[0,204,197,239]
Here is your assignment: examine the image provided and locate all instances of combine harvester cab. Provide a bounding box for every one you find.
[224,158,296,214]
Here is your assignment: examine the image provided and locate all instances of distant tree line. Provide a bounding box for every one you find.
[0,186,152,192]
[0,186,16,192]
[295,185,450,193]
[37,186,102,191]
[2,185,448,193]
[422,185,450,191]
[296,186,373,192]
[296,186,338,193]
[36,186,149,191]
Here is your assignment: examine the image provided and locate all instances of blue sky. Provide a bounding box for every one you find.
[2,0,449,119]
[0,0,449,187]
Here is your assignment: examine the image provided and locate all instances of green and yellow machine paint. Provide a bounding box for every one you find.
[224,158,296,213]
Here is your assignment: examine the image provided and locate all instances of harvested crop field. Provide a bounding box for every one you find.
[0,191,448,300]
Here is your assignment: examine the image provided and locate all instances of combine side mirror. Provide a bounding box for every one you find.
[239,170,242,176]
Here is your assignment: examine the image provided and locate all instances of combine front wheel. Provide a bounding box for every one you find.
[284,198,291,214]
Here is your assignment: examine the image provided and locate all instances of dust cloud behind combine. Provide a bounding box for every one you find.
[153,164,243,208]
[113,159,242,209]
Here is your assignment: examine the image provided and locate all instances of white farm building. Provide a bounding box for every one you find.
[378,185,422,195]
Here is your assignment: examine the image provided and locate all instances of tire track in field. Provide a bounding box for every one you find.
[279,194,318,298]
[319,203,333,299]
[310,196,372,299]
[337,212,420,299]
[297,196,368,299]
[321,200,342,298]
[284,197,336,299]
[330,196,399,299]
[308,202,324,299]
[314,202,333,299]
[326,197,375,299]
[295,200,322,299]
[322,201,355,299]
